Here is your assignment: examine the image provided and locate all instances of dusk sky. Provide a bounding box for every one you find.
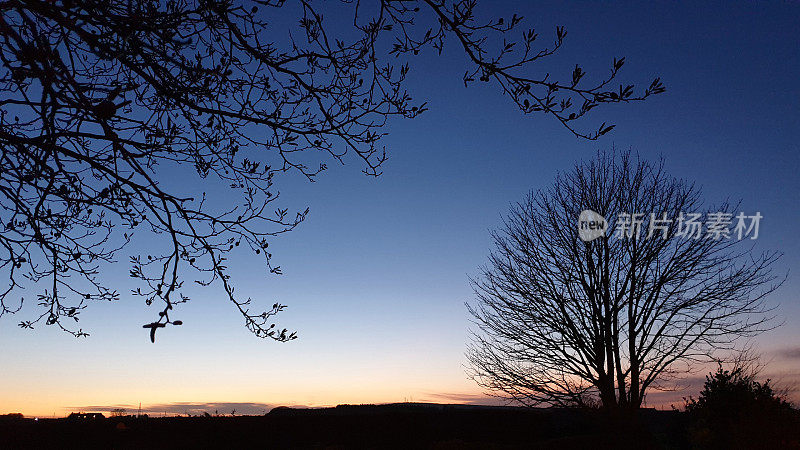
[2,1,799,418]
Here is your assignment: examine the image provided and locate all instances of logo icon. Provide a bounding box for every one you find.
[578,209,607,242]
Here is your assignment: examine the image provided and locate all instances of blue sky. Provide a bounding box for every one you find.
[1,1,799,416]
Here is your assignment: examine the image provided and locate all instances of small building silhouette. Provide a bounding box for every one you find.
[67,412,105,420]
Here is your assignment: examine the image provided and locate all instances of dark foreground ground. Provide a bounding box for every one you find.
[0,403,790,449]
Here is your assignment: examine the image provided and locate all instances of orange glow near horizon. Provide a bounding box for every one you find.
[8,361,799,418]
[2,386,497,418]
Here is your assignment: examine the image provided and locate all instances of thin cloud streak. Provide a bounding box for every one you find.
[64,402,281,416]
[420,392,512,406]
[775,346,800,361]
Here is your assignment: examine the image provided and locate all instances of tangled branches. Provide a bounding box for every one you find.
[0,0,662,340]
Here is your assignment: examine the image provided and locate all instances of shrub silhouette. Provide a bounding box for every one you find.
[684,365,799,449]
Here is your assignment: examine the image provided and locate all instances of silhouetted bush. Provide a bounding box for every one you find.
[684,365,800,449]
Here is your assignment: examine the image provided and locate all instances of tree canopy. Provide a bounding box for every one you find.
[468,150,782,408]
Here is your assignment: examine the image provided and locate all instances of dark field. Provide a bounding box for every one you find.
[5,402,800,449]
[1,403,694,449]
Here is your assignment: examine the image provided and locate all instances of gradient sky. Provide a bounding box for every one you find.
[2,1,799,417]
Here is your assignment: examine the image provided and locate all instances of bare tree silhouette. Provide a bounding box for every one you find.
[467,149,782,409]
[0,0,663,340]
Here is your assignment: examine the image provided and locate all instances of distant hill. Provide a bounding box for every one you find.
[0,403,688,449]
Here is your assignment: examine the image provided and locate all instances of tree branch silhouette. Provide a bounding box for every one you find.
[467,149,782,408]
[0,0,662,340]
